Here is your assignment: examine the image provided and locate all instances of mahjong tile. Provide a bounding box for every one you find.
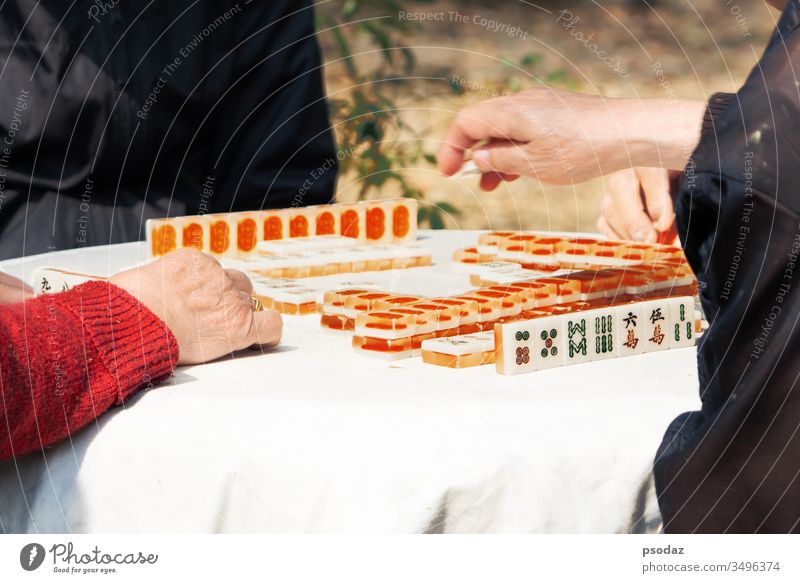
[667,296,695,348]
[32,268,106,295]
[614,303,645,357]
[562,310,592,366]
[339,202,366,241]
[146,218,179,257]
[588,307,617,361]
[179,216,210,254]
[639,299,670,353]
[206,214,233,257]
[261,210,289,241]
[391,198,417,243]
[495,315,565,375]
[286,208,315,238]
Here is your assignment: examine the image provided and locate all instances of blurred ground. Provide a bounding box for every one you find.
[318,0,777,233]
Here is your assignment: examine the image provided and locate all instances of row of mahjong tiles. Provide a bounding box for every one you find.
[455,231,685,269]
[421,295,696,374]
[146,199,419,258]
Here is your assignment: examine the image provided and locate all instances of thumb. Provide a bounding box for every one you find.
[473,143,530,176]
[637,167,675,232]
[247,309,283,348]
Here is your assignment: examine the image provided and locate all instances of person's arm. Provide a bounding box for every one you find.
[1,248,282,460]
[438,87,706,188]
[0,281,178,460]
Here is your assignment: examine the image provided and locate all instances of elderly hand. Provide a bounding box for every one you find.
[597,167,680,243]
[438,87,705,189]
[0,272,33,304]
[111,248,282,365]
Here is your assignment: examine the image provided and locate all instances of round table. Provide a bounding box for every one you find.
[0,231,700,533]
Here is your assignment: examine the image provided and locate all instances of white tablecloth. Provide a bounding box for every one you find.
[0,231,700,533]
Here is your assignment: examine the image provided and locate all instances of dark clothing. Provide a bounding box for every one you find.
[655,0,800,532]
[0,0,337,259]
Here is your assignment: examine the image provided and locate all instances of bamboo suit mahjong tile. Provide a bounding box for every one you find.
[668,296,695,348]
[590,307,617,361]
[563,310,592,366]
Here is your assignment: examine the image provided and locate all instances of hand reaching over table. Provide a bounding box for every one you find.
[438,87,705,189]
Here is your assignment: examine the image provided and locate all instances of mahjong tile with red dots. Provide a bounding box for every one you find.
[494,315,565,375]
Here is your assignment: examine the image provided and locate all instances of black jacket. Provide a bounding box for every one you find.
[655,0,800,532]
[0,0,337,259]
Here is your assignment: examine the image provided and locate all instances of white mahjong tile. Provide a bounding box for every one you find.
[146,217,181,258]
[640,299,671,353]
[614,303,645,357]
[390,198,418,244]
[256,235,358,254]
[32,268,105,296]
[667,296,696,348]
[363,200,395,244]
[562,310,592,366]
[421,331,494,356]
[495,315,565,376]
[587,307,617,361]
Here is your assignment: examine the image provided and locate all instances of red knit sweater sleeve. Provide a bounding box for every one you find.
[0,281,179,460]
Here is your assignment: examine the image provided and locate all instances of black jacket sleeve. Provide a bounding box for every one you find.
[654,0,800,533]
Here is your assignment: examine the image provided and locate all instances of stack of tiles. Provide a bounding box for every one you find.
[240,240,432,280]
[146,199,418,259]
[494,296,695,375]
[457,231,688,277]
[343,262,699,362]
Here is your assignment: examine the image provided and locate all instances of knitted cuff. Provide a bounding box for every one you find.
[702,92,735,132]
[54,281,179,402]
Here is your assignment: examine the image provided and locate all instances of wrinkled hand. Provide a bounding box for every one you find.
[111,248,282,365]
[438,86,705,189]
[597,167,679,243]
[0,272,33,304]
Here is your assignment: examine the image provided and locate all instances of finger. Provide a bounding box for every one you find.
[438,104,528,175]
[225,269,253,295]
[473,142,531,176]
[605,169,657,242]
[246,309,283,348]
[637,167,675,232]
[480,172,503,192]
[596,214,623,240]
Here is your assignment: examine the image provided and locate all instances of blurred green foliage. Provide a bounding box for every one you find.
[318,0,575,229]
